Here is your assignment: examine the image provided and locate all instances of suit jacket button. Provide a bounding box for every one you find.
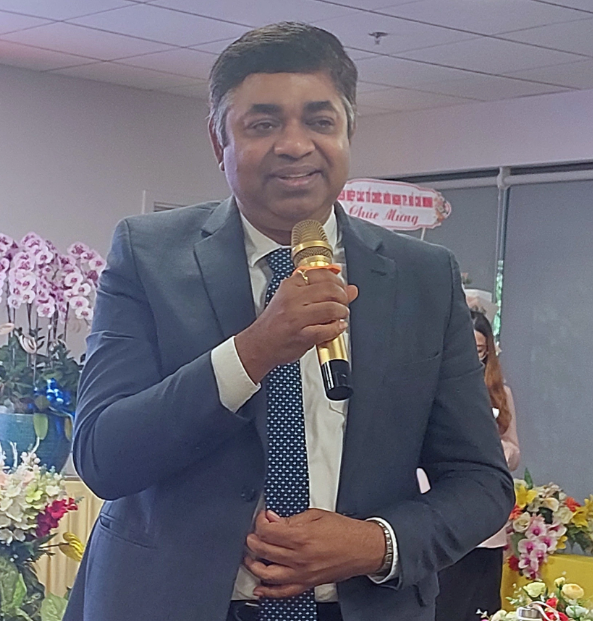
[241,488,257,502]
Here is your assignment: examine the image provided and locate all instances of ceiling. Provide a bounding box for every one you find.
[0,0,592,116]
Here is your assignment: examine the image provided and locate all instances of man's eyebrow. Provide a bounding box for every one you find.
[246,103,283,115]
[304,100,338,113]
[244,101,338,116]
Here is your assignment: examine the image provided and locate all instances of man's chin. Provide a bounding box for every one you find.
[270,197,334,226]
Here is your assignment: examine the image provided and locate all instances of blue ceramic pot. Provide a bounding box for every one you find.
[0,412,72,472]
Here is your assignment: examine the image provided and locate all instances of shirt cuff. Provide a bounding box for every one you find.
[211,336,261,413]
[366,517,399,584]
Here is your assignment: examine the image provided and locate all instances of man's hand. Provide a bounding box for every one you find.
[244,508,385,599]
[235,269,358,384]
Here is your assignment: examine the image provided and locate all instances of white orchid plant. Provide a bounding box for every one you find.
[0,232,105,438]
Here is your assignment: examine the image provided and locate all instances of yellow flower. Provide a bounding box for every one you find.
[562,583,585,601]
[556,535,568,550]
[542,497,560,512]
[58,532,85,562]
[524,581,547,598]
[584,495,593,518]
[572,507,589,528]
[515,483,538,509]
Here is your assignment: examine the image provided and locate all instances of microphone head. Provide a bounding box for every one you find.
[291,220,333,268]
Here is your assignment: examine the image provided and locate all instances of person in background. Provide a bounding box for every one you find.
[435,309,520,621]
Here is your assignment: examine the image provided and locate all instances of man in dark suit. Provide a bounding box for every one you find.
[65,22,514,621]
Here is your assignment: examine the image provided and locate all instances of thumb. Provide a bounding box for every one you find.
[266,510,284,523]
[347,284,358,304]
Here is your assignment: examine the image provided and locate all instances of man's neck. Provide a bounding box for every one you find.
[237,206,334,246]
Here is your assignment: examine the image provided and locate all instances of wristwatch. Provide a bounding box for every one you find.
[368,518,394,578]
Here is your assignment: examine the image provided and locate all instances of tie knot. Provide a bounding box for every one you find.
[266,247,294,280]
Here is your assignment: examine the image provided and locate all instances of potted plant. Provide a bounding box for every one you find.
[507,471,593,580]
[0,446,80,620]
[0,233,105,471]
[482,578,593,620]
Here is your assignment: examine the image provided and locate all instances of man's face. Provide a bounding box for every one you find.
[211,71,352,243]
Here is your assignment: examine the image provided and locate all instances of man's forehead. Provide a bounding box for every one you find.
[224,74,346,123]
[230,72,342,105]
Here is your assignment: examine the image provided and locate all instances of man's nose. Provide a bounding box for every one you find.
[273,121,315,159]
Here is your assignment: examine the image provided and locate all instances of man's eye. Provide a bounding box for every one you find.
[251,121,276,132]
[309,118,335,130]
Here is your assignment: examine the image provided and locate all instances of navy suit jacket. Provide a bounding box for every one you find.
[65,199,514,621]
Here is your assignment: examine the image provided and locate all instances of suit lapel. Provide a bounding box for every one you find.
[193,200,268,446]
[336,207,398,514]
[193,198,256,340]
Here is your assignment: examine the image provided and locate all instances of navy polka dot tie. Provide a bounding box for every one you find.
[259,248,317,621]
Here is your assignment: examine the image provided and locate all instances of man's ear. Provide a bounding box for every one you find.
[208,116,224,168]
[348,119,357,144]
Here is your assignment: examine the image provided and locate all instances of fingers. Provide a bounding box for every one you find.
[254,583,310,599]
[246,534,293,565]
[244,557,297,585]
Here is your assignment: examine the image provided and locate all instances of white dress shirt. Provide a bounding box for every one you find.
[211,209,397,602]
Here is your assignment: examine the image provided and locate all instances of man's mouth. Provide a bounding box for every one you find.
[278,171,318,180]
[272,169,322,188]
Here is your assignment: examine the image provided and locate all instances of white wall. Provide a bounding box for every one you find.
[0,64,229,259]
[350,88,593,178]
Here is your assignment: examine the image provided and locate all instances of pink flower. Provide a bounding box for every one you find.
[0,258,9,273]
[75,307,93,320]
[13,252,35,272]
[22,289,36,304]
[20,232,44,249]
[0,234,15,254]
[69,295,89,310]
[71,282,91,297]
[67,242,89,258]
[60,255,77,270]
[63,271,84,288]
[7,295,22,309]
[81,250,97,262]
[88,257,105,272]
[34,246,54,265]
[85,270,99,284]
[526,516,547,539]
[9,282,22,297]
[37,301,56,318]
[15,271,36,290]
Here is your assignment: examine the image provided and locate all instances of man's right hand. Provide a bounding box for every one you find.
[234,269,358,384]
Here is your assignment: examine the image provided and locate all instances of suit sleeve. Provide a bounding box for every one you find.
[378,251,515,590]
[73,219,253,500]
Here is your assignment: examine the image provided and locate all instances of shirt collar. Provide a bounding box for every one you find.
[240,208,339,269]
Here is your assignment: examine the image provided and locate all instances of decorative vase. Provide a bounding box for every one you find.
[0,412,72,472]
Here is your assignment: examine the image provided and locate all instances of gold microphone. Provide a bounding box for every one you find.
[291,220,353,401]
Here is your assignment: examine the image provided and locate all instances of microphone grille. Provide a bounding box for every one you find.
[291,219,328,247]
[291,220,333,266]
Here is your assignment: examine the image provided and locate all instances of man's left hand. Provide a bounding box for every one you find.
[244,508,386,599]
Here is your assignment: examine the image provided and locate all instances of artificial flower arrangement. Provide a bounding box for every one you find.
[482,577,593,621]
[507,471,593,579]
[0,444,83,620]
[0,232,105,456]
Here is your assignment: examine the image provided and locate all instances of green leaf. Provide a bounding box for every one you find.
[524,468,534,489]
[0,557,26,615]
[64,417,73,441]
[34,396,50,412]
[33,414,49,441]
[40,593,68,621]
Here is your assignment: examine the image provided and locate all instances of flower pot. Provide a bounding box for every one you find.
[0,412,72,472]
